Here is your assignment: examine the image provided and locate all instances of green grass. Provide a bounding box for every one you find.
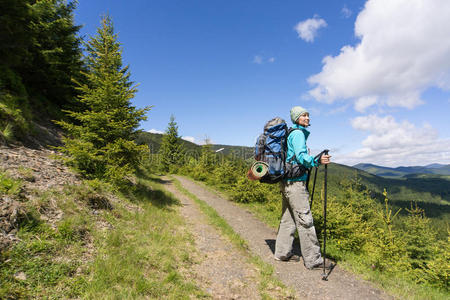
[170,176,295,300]
[0,170,22,195]
[0,195,92,298]
[84,175,207,299]
[0,170,208,299]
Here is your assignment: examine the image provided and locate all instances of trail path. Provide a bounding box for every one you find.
[169,175,393,300]
[161,176,288,299]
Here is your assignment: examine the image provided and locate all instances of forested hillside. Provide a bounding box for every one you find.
[136,131,254,160]
[354,163,450,177]
[1,0,84,145]
[136,131,199,154]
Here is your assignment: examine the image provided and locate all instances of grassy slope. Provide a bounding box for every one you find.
[0,170,207,299]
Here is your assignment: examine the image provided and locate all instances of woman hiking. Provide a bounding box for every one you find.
[274,106,333,270]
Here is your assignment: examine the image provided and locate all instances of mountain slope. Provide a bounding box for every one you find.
[318,163,450,220]
[353,163,450,177]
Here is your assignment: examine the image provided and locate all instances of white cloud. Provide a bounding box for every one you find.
[341,5,352,18]
[308,0,450,110]
[253,55,263,64]
[335,115,450,166]
[294,15,327,43]
[354,96,378,112]
[182,136,196,144]
[325,104,349,115]
[253,55,275,64]
[148,129,164,134]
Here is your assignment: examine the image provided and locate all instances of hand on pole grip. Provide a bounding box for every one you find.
[314,149,330,165]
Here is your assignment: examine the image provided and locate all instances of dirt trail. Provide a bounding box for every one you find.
[171,175,393,300]
[161,176,280,299]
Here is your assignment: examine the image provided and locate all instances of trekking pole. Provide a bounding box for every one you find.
[306,168,311,192]
[321,150,330,281]
[309,167,318,208]
[310,149,327,209]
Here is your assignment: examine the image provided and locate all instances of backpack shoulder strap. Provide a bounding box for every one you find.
[285,128,300,163]
[287,127,299,137]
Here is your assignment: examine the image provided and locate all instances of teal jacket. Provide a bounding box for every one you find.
[286,124,319,182]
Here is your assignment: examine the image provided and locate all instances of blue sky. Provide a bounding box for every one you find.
[74,0,450,167]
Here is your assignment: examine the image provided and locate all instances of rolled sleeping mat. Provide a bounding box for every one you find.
[247,161,269,181]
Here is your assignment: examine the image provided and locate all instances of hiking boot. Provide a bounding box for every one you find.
[274,254,301,262]
[307,260,334,270]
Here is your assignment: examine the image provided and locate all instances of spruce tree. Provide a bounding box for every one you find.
[57,16,151,184]
[199,137,217,172]
[0,0,83,141]
[158,115,185,172]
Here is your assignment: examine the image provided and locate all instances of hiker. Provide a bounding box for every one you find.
[274,106,333,270]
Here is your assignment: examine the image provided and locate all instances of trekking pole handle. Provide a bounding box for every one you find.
[314,149,330,163]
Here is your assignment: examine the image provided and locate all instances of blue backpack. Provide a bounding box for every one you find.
[254,117,307,184]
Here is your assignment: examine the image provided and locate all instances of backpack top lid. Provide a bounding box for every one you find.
[264,117,286,132]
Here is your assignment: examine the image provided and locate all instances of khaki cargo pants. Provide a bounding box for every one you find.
[274,180,323,268]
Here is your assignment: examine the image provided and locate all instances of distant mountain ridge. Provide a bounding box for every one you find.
[136,132,253,160]
[353,163,450,177]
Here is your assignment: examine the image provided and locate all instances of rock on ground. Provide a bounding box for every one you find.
[0,145,80,251]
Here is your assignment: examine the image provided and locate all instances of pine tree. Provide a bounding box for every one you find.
[199,137,217,172]
[57,16,151,184]
[0,0,83,109]
[0,0,84,141]
[158,115,185,172]
[27,0,84,108]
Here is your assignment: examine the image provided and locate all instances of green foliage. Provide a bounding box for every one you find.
[403,203,435,269]
[0,92,30,143]
[0,171,22,196]
[0,0,84,142]
[197,143,218,173]
[210,160,240,188]
[230,177,271,203]
[56,16,151,186]
[421,233,450,291]
[158,115,185,173]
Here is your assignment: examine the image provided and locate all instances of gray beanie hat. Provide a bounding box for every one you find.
[290,106,308,123]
